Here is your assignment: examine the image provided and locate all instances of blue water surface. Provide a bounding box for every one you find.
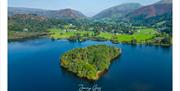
[8,38,172,91]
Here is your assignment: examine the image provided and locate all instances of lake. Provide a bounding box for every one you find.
[8,38,172,91]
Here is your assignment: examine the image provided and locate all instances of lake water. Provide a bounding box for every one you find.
[8,38,172,91]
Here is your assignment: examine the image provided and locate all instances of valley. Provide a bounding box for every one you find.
[8,0,172,46]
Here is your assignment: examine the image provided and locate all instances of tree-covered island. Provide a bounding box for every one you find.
[60,45,121,80]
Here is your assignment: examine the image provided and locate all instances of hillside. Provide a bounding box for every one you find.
[123,0,172,34]
[8,14,49,32]
[156,0,172,4]
[126,3,172,19]
[93,3,142,19]
[8,7,86,19]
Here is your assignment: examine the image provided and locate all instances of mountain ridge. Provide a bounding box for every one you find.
[8,7,86,19]
[156,0,172,4]
[8,0,172,21]
[92,3,142,19]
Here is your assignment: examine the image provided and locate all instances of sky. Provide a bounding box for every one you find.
[8,0,160,17]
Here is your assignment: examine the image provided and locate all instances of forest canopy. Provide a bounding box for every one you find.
[60,45,121,80]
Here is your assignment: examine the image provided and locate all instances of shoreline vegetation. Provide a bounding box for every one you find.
[48,28,172,46]
[60,45,121,80]
[8,31,48,42]
[8,27,172,47]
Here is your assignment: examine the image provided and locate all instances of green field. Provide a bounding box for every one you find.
[97,32,113,40]
[49,28,94,39]
[99,28,159,43]
[132,28,158,42]
[49,28,159,44]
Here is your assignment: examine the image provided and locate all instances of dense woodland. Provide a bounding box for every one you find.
[60,45,121,80]
[8,14,133,33]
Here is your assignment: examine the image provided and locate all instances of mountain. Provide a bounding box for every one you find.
[126,4,172,19]
[121,0,172,34]
[50,9,86,19]
[93,3,142,19]
[156,0,172,4]
[124,0,172,25]
[8,7,86,19]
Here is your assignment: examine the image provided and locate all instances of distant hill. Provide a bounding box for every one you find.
[8,7,87,19]
[156,0,172,4]
[126,4,172,19]
[93,3,142,19]
[9,14,48,21]
[124,0,172,26]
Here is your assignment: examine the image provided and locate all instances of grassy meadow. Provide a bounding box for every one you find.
[48,27,160,44]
